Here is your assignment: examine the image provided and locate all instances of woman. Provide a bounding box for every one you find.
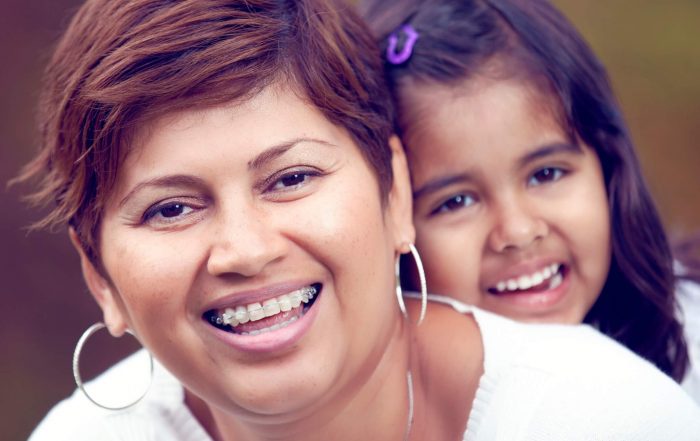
[20,0,700,439]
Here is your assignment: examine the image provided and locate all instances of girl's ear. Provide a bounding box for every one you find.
[69,228,129,337]
[386,135,416,253]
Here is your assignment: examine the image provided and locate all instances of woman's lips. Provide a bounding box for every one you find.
[203,284,321,335]
[203,284,324,354]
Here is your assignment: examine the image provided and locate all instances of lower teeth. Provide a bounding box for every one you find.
[240,316,299,336]
[549,272,563,289]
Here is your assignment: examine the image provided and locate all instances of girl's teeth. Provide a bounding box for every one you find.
[212,286,317,330]
[517,275,533,290]
[495,264,562,293]
[549,272,563,289]
[531,271,544,286]
[542,266,552,279]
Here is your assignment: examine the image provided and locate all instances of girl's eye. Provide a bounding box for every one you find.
[143,202,195,224]
[431,194,476,215]
[159,203,189,218]
[279,173,308,188]
[528,167,565,187]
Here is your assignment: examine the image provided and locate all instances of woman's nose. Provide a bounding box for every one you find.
[487,199,548,253]
[206,207,287,277]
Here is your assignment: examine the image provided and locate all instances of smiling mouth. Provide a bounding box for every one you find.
[203,283,322,336]
[487,264,565,295]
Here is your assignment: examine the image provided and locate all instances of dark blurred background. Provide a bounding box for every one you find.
[2,1,698,439]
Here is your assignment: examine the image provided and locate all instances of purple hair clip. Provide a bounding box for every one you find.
[386,24,419,65]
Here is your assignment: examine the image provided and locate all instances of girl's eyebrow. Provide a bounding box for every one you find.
[413,173,474,200]
[518,142,583,167]
[413,142,583,200]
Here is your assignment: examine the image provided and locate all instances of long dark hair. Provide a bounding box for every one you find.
[361,0,689,381]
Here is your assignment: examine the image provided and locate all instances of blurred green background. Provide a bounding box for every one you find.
[1,1,698,440]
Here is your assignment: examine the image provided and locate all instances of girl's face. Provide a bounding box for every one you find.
[404,78,611,323]
[78,85,413,422]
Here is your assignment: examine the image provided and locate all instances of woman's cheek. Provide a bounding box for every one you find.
[104,231,200,305]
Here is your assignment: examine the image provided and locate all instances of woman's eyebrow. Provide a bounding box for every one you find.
[413,173,474,199]
[247,137,337,171]
[119,137,338,207]
[118,175,205,208]
[518,142,583,167]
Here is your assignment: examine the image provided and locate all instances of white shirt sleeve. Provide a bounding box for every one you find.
[465,306,700,441]
[28,350,212,441]
[678,278,700,404]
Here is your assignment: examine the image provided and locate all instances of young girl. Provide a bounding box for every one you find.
[361,0,699,397]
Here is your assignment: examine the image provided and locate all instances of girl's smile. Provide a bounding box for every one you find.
[406,77,612,323]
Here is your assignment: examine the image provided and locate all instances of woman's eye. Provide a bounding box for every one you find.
[431,194,476,215]
[143,202,194,224]
[528,167,565,187]
[268,170,318,192]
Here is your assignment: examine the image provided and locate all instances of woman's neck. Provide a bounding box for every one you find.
[404,298,483,440]
[185,298,482,441]
[187,318,418,441]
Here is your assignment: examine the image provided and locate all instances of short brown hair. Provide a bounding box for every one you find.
[18,0,394,268]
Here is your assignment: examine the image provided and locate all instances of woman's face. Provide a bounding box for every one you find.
[404,78,611,323]
[80,85,413,420]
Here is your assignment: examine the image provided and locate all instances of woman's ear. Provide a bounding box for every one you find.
[69,228,129,337]
[386,135,416,252]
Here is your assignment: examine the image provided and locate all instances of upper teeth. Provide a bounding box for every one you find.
[217,286,317,327]
[494,264,561,292]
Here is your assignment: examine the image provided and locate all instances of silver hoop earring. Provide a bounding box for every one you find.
[395,243,428,325]
[73,322,154,411]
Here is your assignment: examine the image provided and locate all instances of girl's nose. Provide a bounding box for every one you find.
[487,200,548,253]
[207,207,287,277]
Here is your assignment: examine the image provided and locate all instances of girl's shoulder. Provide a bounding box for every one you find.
[411,293,700,440]
[28,350,211,441]
[678,278,700,327]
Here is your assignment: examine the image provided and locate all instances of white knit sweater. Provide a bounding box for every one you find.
[30,295,700,441]
[679,279,700,404]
